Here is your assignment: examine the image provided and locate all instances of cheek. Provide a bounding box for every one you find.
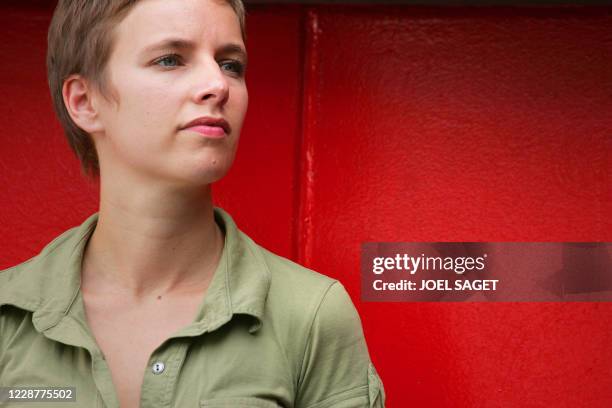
[127,83,176,130]
[113,80,180,148]
[99,84,181,174]
[237,85,249,113]
[229,86,248,129]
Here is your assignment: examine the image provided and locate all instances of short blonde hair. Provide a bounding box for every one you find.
[46,0,246,179]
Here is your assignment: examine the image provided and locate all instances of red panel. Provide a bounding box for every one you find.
[300,6,611,407]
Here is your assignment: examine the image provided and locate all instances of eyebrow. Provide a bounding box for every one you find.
[141,38,248,63]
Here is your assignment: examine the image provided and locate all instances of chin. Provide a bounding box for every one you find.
[185,159,234,185]
[162,148,237,186]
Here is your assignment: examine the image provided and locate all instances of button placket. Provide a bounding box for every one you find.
[141,342,191,408]
[140,353,169,408]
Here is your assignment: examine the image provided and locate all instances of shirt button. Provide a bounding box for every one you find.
[152,361,165,375]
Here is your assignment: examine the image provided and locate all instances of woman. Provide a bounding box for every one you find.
[0,0,385,407]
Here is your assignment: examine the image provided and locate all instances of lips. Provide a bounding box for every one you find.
[181,116,231,134]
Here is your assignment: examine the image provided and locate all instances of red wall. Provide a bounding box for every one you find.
[1,2,610,407]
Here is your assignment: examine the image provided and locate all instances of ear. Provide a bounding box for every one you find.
[62,74,105,135]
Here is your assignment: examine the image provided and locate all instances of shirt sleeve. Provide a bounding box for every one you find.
[295,281,386,408]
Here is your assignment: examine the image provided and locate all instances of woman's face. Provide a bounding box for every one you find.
[92,0,248,186]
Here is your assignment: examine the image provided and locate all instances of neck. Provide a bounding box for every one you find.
[81,183,223,300]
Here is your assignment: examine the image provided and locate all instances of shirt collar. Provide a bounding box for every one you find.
[0,207,271,336]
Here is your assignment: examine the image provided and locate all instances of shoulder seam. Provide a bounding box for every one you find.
[304,384,369,408]
[295,280,340,392]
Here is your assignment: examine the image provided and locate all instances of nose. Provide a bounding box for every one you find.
[192,59,230,106]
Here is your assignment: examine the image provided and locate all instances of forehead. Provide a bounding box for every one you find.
[113,0,243,51]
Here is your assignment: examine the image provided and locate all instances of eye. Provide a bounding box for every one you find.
[220,60,246,77]
[153,53,183,68]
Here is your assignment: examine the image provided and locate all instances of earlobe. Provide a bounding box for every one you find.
[62,75,104,134]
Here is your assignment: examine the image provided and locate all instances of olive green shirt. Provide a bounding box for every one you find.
[0,208,385,408]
